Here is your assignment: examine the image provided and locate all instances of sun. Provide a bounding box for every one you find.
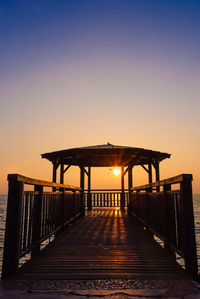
[113,168,120,176]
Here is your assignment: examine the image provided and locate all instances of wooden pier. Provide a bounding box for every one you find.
[8,209,189,280]
[1,144,199,282]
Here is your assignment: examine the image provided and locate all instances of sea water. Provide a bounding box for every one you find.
[0,195,7,270]
[193,194,200,264]
[0,194,200,273]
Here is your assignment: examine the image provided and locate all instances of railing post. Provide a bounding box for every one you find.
[121,166,125,210]
[128,166,133,208]
[180,176,198,280]
[61,187,65,224]
[87,167,92,210]
[2,179,24,279]
[31,185,43,257]
[146,188,151,227]
[163,184,176,258]
[73,190,76,216]
[135,190,140,220]
[128,191,133,215]
[145,188,154,238]
[80,166,85,216]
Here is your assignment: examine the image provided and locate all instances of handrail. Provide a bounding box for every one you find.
[128,173,198,280]
[2,174,82,279]
[131,174,193,191]
[7,174,80,190]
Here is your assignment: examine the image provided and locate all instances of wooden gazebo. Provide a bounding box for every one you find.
[42,143,170,209]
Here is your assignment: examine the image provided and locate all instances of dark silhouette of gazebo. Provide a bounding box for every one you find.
[42,143,170,209]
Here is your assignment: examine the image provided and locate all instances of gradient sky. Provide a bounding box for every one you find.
[1,0,200,193]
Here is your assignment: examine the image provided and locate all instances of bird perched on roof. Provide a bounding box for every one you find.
[107,142,113,146]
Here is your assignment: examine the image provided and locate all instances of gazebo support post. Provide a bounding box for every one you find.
[148,163,152,183]
[60,163,64,184]
[128,165,133,204]
[52,161,58,191]
[80,166,85,216]
[121,166,125,210]
[88,167,92,211]
[155,160,160,192]
[148,163,152,192]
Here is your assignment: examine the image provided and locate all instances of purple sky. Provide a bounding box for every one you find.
[1,0,200,192]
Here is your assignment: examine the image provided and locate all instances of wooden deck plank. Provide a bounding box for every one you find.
[11,209,188,280]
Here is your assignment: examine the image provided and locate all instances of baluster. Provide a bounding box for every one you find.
[31,185,43,257]
[23,194,29,251]
[20,193,25,253]
[41,194,46,239]
[73,190,76,217]
[27,195,33,248]
[163,184,176,258]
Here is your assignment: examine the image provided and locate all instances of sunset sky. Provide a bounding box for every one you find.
[1,0,200,193]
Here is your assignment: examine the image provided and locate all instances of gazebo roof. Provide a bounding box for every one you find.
[41,143,170,167]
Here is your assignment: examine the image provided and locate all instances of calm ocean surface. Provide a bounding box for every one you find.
[0,194,200,273]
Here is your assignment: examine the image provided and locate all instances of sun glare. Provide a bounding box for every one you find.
[113,168,120,176]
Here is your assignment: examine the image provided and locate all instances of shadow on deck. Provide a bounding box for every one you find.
[10,209,188,280]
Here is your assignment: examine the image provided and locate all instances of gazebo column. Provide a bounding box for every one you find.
[52,162,57,183]
[80,166,85,215]
[87,167,92,211]
[128,165,133,201]
[148,163,152,192]
[121,166,125,210]
[60,163,64,184]
[52,161,58,191]
[155,160,160,192]
[148,163,152,184]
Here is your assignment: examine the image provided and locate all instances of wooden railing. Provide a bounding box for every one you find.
[128,174,198,280]
[2,174,81,279]
[84,189,129,208]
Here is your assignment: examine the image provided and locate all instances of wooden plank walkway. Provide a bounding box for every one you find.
[12,209,188,280]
